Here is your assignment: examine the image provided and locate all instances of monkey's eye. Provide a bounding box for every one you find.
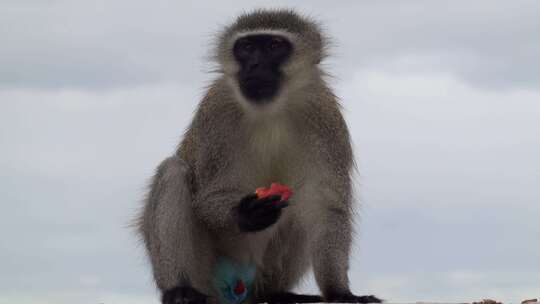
[241,42,254,52]
[268,37,285,50]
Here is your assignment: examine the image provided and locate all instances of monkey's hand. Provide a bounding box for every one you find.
[235,193,289,232]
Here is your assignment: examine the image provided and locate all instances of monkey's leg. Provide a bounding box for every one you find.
[311,207,381,303]
[139,156,216,304]
[254,222,323,304]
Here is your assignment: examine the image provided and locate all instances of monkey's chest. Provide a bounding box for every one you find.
[240,121,303,187]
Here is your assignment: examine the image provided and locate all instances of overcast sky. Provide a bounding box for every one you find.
[1,1,539,303]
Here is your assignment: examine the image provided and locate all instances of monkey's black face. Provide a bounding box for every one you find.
[233,34,293,103]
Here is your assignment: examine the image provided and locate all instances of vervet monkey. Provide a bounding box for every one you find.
[137,9,381,304]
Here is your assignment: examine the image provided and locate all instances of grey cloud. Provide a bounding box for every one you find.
[0,86,198,299]
[1,0,539,90]
[323,0,540,90]
[0,1,221,89]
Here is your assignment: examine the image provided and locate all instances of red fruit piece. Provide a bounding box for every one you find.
[255,187,271,198]
[255,183,292,202]
[269,183,292,201]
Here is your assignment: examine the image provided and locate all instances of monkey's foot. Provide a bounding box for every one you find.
[257,291,323,303]
[325,292,382,303]
[162,286,208,304]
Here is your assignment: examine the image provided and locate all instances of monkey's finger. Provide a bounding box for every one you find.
[247,195,282,211]
[271,202,289,210]
[244,209,281,230]
[259,195,282,204]
[254,210,282,224]
[244,199,269,211]
[251,205,282,218]
[240,193,258,204]
[254,199,286,214]
[249,217,277,231]
[239,194,259,210]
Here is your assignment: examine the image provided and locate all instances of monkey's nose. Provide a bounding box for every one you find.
[246,61,260,72]
[245,52,262,72]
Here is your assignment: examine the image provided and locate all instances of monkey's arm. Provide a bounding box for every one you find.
[191,185,246,233]
[191,185,285,234]
[138,156,208,292]
[311,182,354,297]
[308,102,381,302]
[311,183,379,303]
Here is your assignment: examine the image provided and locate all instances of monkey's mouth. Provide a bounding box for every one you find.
[239,77,280,102]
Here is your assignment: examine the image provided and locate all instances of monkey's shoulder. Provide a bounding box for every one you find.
[297,100,353,162]
[180,91,243,146]
[177,96,244,178]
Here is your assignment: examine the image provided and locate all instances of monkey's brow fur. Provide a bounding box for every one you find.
[225,9,323,40]
[216,9,328,68]
[137,8,380,304]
